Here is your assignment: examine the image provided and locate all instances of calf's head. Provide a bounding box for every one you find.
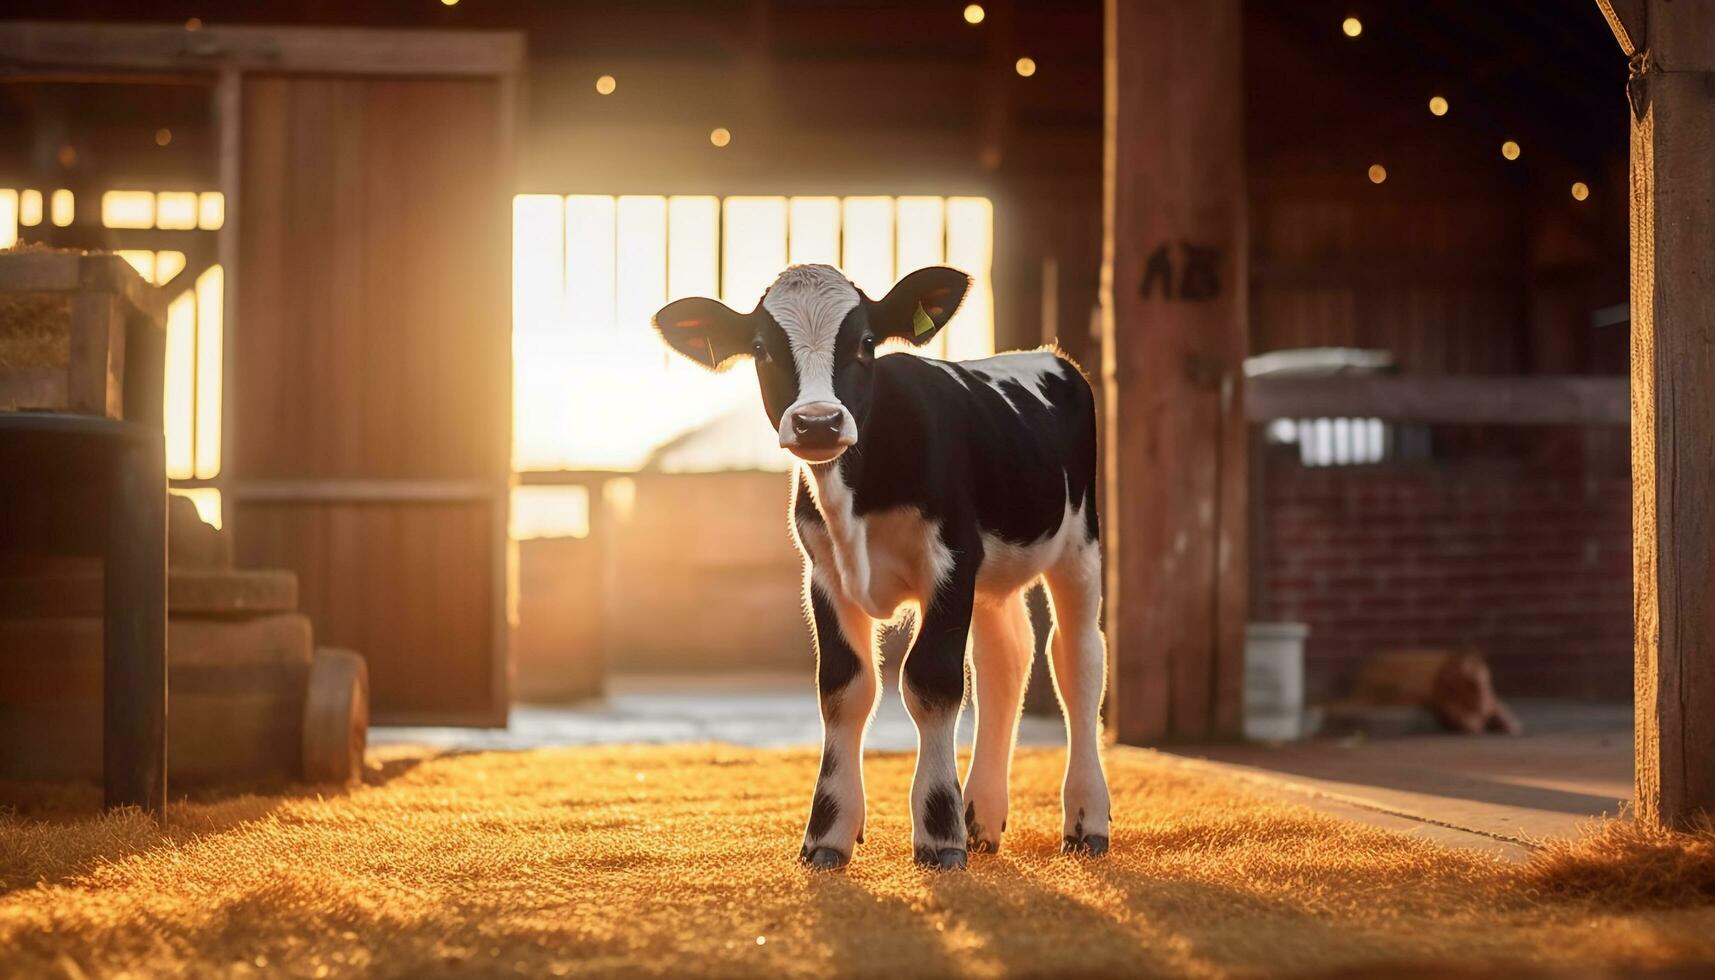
[653,264,970,463]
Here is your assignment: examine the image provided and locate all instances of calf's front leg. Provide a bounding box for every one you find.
[902,560,977,871]
[800,584,877,870]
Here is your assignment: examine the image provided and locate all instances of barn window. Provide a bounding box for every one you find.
[510,193,995,476]
[3,186,224,526]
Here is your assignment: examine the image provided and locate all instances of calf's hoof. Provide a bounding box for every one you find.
[1061,834,1110,858]
[914,846,968,871]
[800,846,850,871]
[964,803,1001,855]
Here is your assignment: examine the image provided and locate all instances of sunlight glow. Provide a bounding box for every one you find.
[841,197,895,298]
[18,189,42,227]
[1571,181,1590,202]
[156,250,187,285]
[945,197,996,363]
[116,250,156,283]
[616,196,667,329]
[1342,16,1362,37]
[896,196,947,356]
[0,190,15,249]
[102,191,155,229]
[156,191,198,230]
[1428,96,1449,117]
[50,190,74,227]
[511,194,994,473]
[787,197,841,267]
[198,192,225,230]
[565,195,617,329]
[667,196,720,300]
[722,197,788,310]
[510,486,591,540]
[163,290,197,479]
[194,265,224,479]
[1501,140,1521,161]
[963,4,985,25]
[171,488,222,530]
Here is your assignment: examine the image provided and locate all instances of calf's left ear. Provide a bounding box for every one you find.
[654,297,755,370]
[871,266,971,347]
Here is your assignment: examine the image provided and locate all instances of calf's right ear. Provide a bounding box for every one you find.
[653,297,755,370]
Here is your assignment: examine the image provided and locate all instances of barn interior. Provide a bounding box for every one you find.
[9,1,1715,975]
[0,0,1654,875]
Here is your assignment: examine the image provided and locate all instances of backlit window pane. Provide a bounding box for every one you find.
[722,197,788,310]
[116,250,156,283]
[841,197,894,298]
[171,488,222,530]
[50,190,74,227]
[0,190,15,248]
[512,194,565,334]
[18,189,42,227]
[156,191,198,230]
[102,191,154,229]
[155,250,187,285]
[511,193,994,474]
[163,290,197,479]
[666,196,719,301]
[615,196,667,329]
[945,196,996,361]
[197,192,225,230]
[510,485,591,540]
[194,265,224,479]
[565,195,616,329]
[788,197,841,267]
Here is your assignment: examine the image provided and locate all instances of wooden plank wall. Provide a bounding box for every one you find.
[233,74,511,723]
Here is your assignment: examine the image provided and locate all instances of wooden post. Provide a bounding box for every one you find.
[103,426,168,816]
[1599,0,1715,829]
[1100,0,1247,743]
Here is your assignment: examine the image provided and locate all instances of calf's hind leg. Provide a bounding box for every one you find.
[1044,541,1112,856]
[962,589,1033,854]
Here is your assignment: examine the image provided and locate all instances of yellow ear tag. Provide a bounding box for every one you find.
[912,303,935,337]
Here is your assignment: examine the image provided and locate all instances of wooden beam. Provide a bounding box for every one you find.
[1246,376,1629,426]
[231,479,505,504]
[1625,0,1715,830]
[0,23,525,76]
[1101,0,1246,744]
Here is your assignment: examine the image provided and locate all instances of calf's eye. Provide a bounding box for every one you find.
[862,335,877,356]
[752,340,768,360]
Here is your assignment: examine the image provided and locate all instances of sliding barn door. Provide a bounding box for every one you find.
[233,75,512,724]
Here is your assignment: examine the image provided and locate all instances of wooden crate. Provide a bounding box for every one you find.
[0,250,166,424]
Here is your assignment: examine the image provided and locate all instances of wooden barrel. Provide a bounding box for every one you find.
[0,614,313,786]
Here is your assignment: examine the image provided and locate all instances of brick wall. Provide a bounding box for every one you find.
[1257,432,1632,703]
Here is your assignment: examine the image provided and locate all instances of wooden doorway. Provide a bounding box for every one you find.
[2,25,523,725]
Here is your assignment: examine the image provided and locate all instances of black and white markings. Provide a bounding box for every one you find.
[654,264,1113,870]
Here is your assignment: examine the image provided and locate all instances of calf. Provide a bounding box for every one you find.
[653,264,1111,870]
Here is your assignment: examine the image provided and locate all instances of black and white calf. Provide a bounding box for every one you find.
[654,264,1110,871]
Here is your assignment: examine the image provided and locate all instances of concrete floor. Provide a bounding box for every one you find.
[375,681,1630,858]
[1161,700,1633,857]
[374,672,1068,753]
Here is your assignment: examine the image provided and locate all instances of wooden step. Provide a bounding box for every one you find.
[0,568,298,618]
[0,614,314,786]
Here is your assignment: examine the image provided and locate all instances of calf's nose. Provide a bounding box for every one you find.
[791,408,845,448]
